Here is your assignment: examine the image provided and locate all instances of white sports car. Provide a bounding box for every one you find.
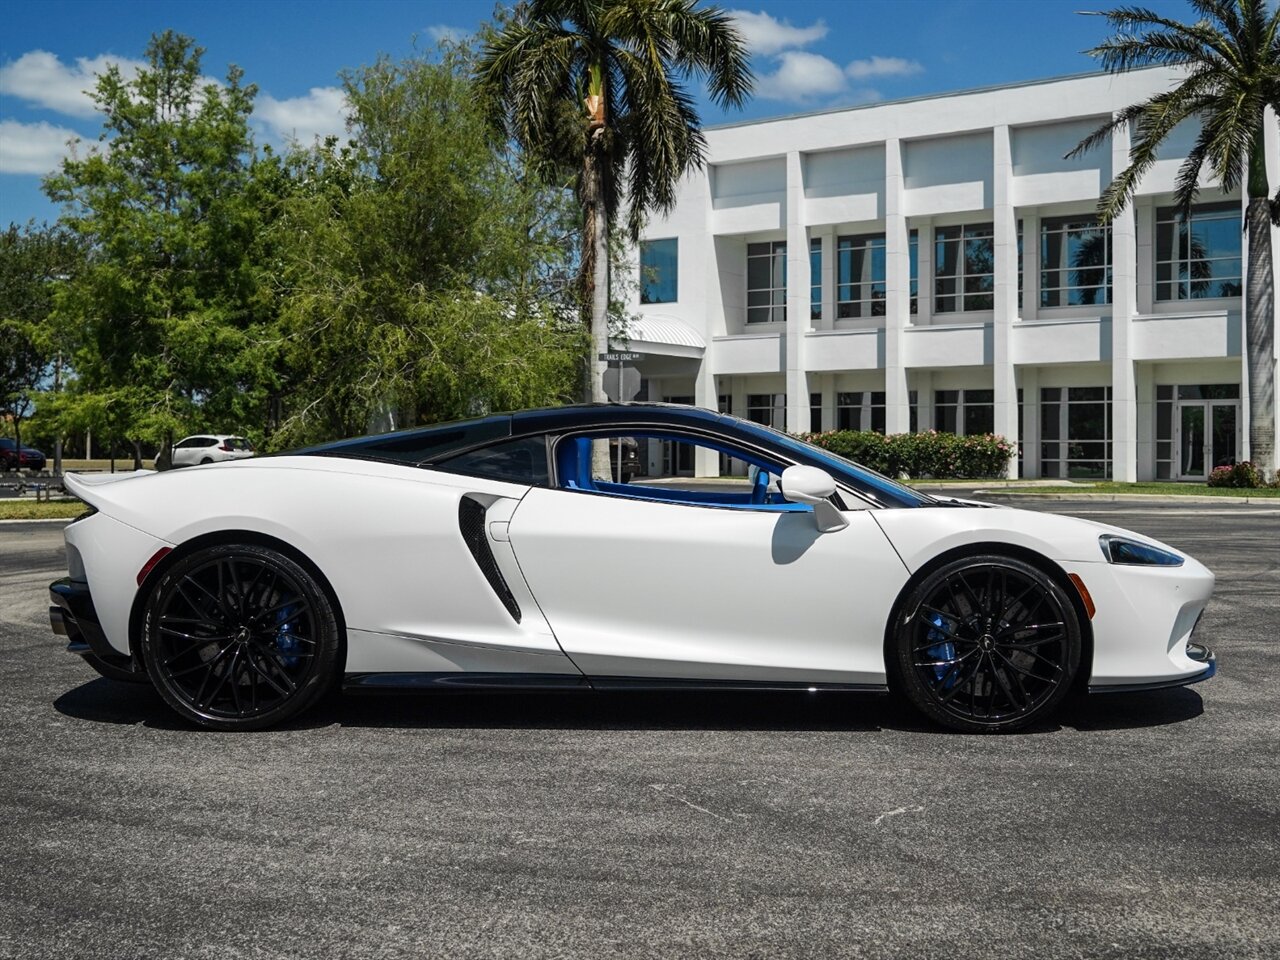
[49,403,1216,733]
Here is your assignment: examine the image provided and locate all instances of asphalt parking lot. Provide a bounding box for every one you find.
[1,501,1277,960]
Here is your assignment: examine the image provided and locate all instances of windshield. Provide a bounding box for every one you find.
[726,417,936,508]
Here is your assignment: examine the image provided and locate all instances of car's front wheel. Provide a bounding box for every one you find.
[141,543,341,730]
[891,554,1081,733]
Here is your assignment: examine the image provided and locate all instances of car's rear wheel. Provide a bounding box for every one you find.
[141,543,341,730]
[892,554,1081,733]
[200,457,213,464]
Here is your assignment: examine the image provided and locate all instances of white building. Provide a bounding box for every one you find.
[621,67,1280,482]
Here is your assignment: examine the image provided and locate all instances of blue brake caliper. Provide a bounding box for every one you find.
[274,604,300,669]
[926,614,958,688]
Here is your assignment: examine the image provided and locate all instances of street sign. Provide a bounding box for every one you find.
[598,352,644,363]
[603,364,642,401]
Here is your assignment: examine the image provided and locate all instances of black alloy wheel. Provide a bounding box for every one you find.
[141,544,341,730]
[892,554,1081,733]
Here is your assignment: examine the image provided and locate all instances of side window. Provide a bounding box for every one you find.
[434,436,550,486]
[199,438,219,447]
[553,432,803,511]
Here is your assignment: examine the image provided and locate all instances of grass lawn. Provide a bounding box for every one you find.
[1035,481,1280,497]
[0,500,86,521]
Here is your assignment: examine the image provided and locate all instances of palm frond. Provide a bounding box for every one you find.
[1198,87,1267,193]
[1096,86,1215,221]
[1171,121,1215,212]
[1082,6,1239,70]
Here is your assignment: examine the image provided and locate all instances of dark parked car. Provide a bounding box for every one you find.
[0,438,47,472]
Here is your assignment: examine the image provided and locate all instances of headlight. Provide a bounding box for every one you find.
[1098,534,1183,566]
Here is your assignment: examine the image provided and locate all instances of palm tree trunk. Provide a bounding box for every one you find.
[1244,194,1276,478]
[583,152,609,404]
[583,147,612,478]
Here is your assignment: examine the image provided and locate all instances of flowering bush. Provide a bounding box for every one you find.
[796,429,1015,480]
[1206,461,1265,488]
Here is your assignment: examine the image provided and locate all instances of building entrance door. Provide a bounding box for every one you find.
[1176,400,1239,480]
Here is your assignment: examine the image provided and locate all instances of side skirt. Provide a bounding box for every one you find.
[343,672,888,695]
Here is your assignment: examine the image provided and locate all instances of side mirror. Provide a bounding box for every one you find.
[779,465,848,532]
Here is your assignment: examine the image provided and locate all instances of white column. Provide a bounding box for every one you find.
[1136,362,1155,480]
[915,370,934,435]
[820,225,836,331]
[694,357,718,477]
[785,150,809,433]
[1110,118,1139,482]
[1021,366,1040,478]
[884,138,911,434]
[1021,212,1039,321]
[1135,200,1154,317]
[916,219,934,326]
[993,125,1019,478]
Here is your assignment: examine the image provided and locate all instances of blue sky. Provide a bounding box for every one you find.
[1,0,1202,226]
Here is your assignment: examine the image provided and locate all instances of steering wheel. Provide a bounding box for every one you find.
[750,468,771,505]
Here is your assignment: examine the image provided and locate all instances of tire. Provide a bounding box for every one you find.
[84,652,151,684]
[200,457,213,464]
[141,543,342,730]
[891,554,1081,733]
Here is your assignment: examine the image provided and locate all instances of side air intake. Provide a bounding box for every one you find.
[458,496,522,623]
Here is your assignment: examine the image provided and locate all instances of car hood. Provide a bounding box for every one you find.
[872,503,1193,572]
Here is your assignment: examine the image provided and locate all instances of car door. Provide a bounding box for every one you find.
[505,433,911,685]
[171,438,194,467]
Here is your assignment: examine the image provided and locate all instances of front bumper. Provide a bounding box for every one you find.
[49,578,144,677]
[1089,641,1216,694]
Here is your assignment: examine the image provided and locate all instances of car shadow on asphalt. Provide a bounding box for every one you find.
[52,678,1204,735]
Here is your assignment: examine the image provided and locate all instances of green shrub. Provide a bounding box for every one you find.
[795,429,1015,480]
[1207,461,1265,488]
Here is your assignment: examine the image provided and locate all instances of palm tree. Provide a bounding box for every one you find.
[1068,0,1280,477]
[477,0,752,405]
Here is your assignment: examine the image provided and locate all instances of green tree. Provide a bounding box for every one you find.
[43,31,277,468]
[267,45,586,448]
[0,223,83,466]
[1069,0,1280,476]
[476,0,753,406]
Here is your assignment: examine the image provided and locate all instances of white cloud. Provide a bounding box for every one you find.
[0,119,83,175]
[755,51,848,102]
[727,10,828,55]
[845,56,923,80]
[0,50,146,118]
[426,24,468,44]
[256,86,351,145]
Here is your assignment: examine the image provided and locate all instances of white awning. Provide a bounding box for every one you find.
[610,314,705,358]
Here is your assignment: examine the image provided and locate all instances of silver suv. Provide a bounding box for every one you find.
[170,435,255,467]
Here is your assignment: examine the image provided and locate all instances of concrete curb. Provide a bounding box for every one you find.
[0,517,74,525]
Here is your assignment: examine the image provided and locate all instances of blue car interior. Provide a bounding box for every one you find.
[555,434,811,512]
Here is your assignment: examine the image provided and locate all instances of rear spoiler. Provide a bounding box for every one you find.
[62,470,155,511]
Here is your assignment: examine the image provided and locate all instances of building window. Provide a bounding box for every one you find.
[836,391,886,433]
[810,238,822,321]
[934,389,994,435]
[747,393,786,430]
[836,231,919,319]
[935,223,994,313]
[639,238,678,304]
[1155,202,1242,301]
[747,241,787,323]
[1040,217,1112,307]
[810,392,823,432]
[1041,387,1112,479]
